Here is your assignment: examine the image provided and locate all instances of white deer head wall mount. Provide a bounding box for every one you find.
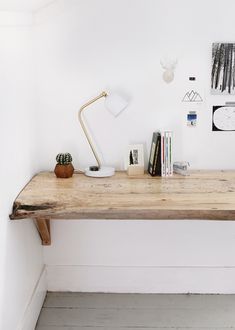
[160,58,178,83]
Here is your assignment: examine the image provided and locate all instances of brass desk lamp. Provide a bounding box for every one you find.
[78,91,128,177]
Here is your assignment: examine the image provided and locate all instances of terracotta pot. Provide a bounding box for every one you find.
[54,163,74,178]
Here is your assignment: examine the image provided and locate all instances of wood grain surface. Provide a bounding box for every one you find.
[10,171,235,221]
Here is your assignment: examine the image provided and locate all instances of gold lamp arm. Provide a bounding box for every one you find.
[78,91,107,169]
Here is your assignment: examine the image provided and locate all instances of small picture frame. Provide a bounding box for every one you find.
[187,111,197,127]
[212,105,235,131]
[126,144,144,176]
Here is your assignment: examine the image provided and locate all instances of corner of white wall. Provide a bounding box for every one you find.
[17,267,47,330]
[0,9,44,330]
[33,0,67,25]
[0,11,33,26]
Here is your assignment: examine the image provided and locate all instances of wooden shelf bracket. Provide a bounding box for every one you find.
[35,218,51,245]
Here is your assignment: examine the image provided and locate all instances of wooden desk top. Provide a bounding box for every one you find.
[10,170,235,221]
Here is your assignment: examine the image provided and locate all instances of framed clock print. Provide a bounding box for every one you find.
[212,105,235,131]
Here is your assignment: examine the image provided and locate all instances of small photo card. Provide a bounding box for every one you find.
[187,111,197,127]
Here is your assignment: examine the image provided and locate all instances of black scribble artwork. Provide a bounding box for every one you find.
[129,151,134,165]
[132,149,138,165]
[211,43,235,94]
[129,149,139,165]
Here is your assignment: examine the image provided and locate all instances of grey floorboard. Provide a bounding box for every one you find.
[37,307,235,328]
[44,292,235,309]
[36,327,235,330]
[36,293,235,329]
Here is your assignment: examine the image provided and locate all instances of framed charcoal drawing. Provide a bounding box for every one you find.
[212,105,235,131]
[126,144,144,176]
[211,43,235,95]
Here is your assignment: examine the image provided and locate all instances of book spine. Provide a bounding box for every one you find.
[161,134,165,176]
[156,133,162,176]
[148,132,158,176]
[165,132,169,176]
[169,132,173,176]
[152,133,161,176]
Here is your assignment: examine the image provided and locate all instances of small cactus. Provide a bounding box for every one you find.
[56,153,73,165]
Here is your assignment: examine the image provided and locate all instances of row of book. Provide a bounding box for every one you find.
[148,131,173,176]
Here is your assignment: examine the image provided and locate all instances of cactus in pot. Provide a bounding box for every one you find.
[54,153,74,178]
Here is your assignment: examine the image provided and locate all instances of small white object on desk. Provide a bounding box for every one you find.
[85,166,115,178]
[173,161,190,176]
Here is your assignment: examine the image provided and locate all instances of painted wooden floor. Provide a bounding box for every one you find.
[36,292,235,329]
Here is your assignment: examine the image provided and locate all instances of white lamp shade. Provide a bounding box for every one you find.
[105,93,128,117]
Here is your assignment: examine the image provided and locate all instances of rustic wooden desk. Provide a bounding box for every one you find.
[10,171,235,245]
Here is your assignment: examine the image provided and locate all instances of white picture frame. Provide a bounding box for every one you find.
[126,144,144,175]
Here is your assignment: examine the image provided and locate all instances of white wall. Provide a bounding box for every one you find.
[0,12,45,330]
[34,0,235,171]
[33,0,235,293]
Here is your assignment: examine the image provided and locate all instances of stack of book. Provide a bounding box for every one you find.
[148,131,173,177]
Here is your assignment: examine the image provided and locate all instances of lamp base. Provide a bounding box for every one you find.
[84,166,115,178]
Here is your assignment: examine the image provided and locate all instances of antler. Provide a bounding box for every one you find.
[160,60,167,70]
[160,58,178,70]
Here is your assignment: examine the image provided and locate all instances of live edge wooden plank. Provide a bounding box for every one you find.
[9,170,235,245]
[9,170,235,222]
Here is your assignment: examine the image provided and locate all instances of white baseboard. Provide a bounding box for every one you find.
[17,266,47,330]
[46,265,235,294]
